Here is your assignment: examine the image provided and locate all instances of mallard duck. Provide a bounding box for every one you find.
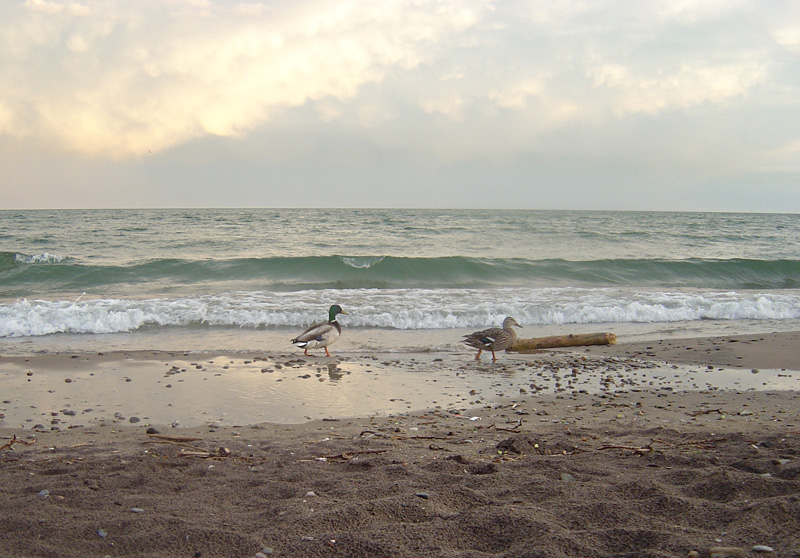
[462,316,522,361]
[291,304,348,357]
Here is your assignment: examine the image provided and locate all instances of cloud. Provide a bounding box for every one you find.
[0,0,797,193]
[587,62,766,117]
[1,0,492,157]
[23,0,64,14]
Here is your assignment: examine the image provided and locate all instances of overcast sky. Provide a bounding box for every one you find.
[1,0,799,211]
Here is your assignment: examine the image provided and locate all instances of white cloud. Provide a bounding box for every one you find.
[0,0,797,209]
[24,0,63,14]
[1,0,494,157]
[588,62,766,117]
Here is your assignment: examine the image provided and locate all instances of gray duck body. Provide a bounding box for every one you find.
[462,316,522,360]
[291,304,348,357]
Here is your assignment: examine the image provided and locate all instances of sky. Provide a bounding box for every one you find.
[1,0,799,211]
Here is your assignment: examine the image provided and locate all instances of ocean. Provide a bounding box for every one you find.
[2,208,800,356]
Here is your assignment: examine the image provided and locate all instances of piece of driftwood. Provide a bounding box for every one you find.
[508,332,617,353]
[1,435,37,452]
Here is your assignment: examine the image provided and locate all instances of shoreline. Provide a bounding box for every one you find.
[2,330,800,557]
[4,318,800,357]
[0,330,798,429]
[576,330,800,372]
[1,330,800,429]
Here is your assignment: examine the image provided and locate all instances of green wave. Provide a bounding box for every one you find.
[3,255,800,297]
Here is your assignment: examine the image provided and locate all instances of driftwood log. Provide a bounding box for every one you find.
[508,332,617,353]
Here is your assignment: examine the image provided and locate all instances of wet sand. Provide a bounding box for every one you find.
[2,331,800,557]
[577,330,800,372]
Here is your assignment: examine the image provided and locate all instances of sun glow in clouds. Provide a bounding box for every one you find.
[2,1,490,157]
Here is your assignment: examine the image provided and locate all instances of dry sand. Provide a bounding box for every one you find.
[2,331,800,558]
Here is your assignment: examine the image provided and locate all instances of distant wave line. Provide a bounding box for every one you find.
[3,254,800,292]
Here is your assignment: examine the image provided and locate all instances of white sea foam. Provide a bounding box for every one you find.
[340,255,385,269]
[14,252,64,264]
[2,288,800,338]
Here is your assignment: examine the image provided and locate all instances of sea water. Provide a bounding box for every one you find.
[1,208,800,355]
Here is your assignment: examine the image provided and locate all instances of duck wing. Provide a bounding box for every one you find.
[463,327,509,350]
[292,321,342,346]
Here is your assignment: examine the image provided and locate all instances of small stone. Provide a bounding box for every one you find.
[414,492,430,499]
[752,546,775,553]
[305,491,317,498]
[97,529,108,538]
[131,508,144,513]
[560,473,577,483]
[129,417,141,424]
[37,489,50,498]
[146,427,160,434]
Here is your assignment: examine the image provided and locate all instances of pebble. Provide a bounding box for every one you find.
[37,489,50,498]
[97,529,108,538]
[752,546,775,553]
[131,508,144,513]
[415,492,430,499]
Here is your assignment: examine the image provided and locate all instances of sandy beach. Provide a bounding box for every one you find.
[2,331,800,557]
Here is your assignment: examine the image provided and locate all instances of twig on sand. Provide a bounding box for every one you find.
[144,433,233,459]
[318,449,388,461]
[145,438,208,452]
[146,434,202,443]
[360,430,452,441]
[598,437,723,455]
[688,408,726,417]
[598,442,659,456]
[177,447,232,459]
[1,435,37,452]
[486,419,525,433]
